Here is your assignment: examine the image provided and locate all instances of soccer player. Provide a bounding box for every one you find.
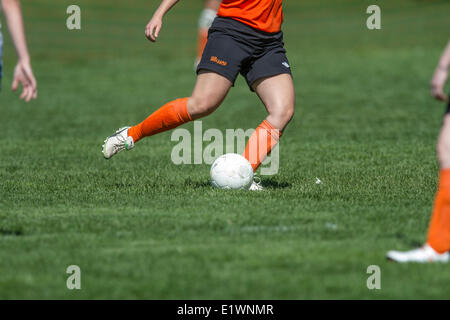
[387,40,450,263]
[196,0,220,66]
[0,0,37,101]
[102,0,294,191]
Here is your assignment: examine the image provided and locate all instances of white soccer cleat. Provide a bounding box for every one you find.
[386,244,449,263]
[102,127,135,159]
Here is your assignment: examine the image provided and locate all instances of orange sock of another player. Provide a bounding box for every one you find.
[128,98,192,143]
[243,120,282,172]
[426,169,450,253]
[197,29,209,62]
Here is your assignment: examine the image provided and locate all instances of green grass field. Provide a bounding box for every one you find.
[1,0,450,299]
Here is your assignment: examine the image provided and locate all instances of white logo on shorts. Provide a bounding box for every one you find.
[282,62,290,68]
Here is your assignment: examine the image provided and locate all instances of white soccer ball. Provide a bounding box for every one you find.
[210,153,254,190]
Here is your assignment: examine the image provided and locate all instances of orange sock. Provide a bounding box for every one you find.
[128,98,191,143]
[197,29,208,61]
[243,120,282,172]
[426,169,450,253]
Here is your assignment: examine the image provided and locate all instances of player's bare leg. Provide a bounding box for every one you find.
[253,73,295,131]
[387,41,450,263]
[387,116,450,263]
[188,70,232,119]
[102,71,232,159]
[243,74,295,190]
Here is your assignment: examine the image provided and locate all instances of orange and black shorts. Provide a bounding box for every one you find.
[196,17,292,91]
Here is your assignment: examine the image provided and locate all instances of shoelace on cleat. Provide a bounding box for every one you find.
[253,175,262,187]
[112,134,126,153]
[250,175,263,190]
[109,128,128,154]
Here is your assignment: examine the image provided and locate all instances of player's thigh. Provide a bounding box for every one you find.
[188,70,233,119]
[252,73,295,121]
[197,31,247,86]
[191,24,249,118]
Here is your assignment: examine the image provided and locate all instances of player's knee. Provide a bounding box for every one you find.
[188,95,219,119]
[285,103,295,122]
[269,101,295,126]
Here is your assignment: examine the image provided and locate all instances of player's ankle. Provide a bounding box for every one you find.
[426,242,448,255]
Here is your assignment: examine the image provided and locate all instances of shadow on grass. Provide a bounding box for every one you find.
[261,179,291,189]
[0,227,23,236]
[185,178,292,190]
[395,232,423,247]
[184,179,211,189]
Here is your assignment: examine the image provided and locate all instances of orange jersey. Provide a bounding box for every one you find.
[217,0,283,33]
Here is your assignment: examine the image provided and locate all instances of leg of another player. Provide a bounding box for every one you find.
[196,0,220,65]
[387,41,450,262]
[426,114,450,254]
[243,74,295,172]
[387,114,450,263]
